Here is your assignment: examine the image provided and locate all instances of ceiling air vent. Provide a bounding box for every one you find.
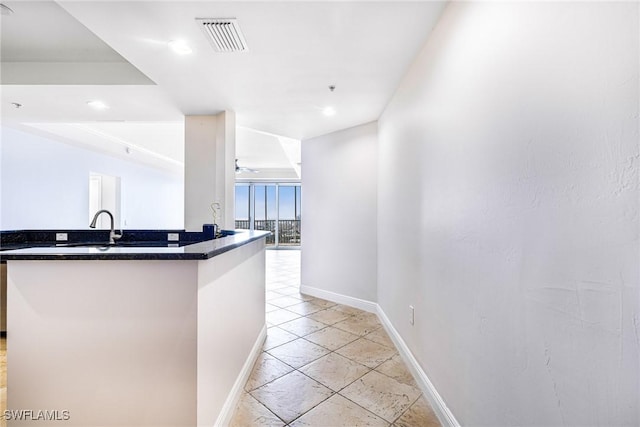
[196,18,248,53]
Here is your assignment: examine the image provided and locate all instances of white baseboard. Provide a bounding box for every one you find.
[299,284,378,313]
[298,285,459,427]
[214,324,267,427]
[376,308,460,427]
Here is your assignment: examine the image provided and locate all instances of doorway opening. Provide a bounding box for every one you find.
[89,173,121,228]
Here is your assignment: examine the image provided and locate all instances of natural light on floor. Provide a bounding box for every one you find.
[229,250,439,426]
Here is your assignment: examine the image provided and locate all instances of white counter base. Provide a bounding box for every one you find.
[7,238,266,427]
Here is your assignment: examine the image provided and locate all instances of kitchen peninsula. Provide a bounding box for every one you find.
[1,229,269,427]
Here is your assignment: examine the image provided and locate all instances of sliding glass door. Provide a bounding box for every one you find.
[235,183,301,248]
[277,185,301,246]
[254,185,276,245]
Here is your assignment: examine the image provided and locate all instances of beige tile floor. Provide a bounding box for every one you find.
[230,250,441,427]
[0,250,440,427]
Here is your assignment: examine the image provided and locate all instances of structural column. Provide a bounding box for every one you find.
[184,111,236,231]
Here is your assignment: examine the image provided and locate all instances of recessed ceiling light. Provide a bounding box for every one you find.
[168,40,193,55]
[87,100,109,110]
[322,106,336,117]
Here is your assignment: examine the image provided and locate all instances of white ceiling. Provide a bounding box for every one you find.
[1,0,125,62]
[25,121,185,172]
[0,1,446,175]
[235,127,302,181]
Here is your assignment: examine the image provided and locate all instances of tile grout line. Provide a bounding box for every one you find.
[245,391,290,426]
[256,326,419,423]
[333,390,397,426]
[243,252,431,426]
[255,331,406,422]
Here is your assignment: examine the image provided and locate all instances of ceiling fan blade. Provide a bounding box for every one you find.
[235,159,259,173]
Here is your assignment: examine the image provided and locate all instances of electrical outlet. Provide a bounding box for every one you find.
[409,305,415,325]
[167,233,180,241]
[56,233,68,241]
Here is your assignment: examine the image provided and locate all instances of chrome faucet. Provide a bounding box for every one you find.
[90,209,122,244]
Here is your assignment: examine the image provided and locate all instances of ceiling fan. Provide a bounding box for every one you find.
[235,159,258,174]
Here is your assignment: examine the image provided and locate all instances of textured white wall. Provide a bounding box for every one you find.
[378,2,639,425]
[301,122,378,302]
[0,127,184,230]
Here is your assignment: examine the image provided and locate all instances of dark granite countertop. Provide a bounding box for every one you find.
[0,230,270,261]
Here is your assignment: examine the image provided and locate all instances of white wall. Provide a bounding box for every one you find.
[196,238,266,425]
[378,2,639,426]
[184,112,235,231]
[1,127,184,230]
[7,260,198,427]
[301,122,378,303]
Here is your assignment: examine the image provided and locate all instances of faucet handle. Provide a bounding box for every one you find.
[110,230,123,243]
